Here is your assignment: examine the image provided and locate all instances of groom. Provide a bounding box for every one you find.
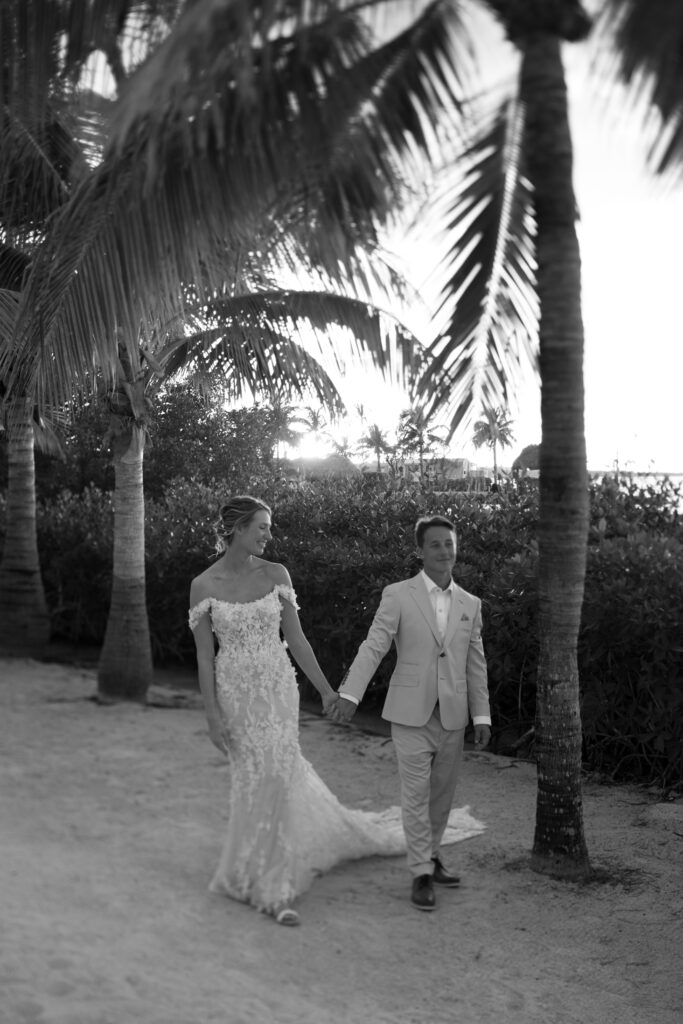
[332,514,491,911]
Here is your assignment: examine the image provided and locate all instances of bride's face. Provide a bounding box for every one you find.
[237,510,272,555]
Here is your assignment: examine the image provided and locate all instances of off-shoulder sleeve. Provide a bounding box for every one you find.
[188,598,212,631]
[275,584,299,610]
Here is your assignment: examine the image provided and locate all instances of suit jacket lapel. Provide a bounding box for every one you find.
[408,575,441,645]
[443,586,465,649]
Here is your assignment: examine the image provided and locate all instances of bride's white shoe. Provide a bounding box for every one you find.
[275,906,300,926]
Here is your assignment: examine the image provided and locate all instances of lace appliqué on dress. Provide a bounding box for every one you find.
[188,584,299,633]
[188,597,212,632]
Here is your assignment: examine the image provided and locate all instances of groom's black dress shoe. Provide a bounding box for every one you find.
[411,874,436,911]
[432,857,461,887]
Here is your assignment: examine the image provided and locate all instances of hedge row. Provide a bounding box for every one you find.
[1,473,681,789]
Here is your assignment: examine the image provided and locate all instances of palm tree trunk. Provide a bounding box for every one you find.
[521,35,590,878]
[97,422,153,702]
[0,397,51,657]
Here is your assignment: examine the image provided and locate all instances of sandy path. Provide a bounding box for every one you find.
[1,658,681,1024]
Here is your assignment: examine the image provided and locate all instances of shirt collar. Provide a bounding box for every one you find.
[420,570,455,594]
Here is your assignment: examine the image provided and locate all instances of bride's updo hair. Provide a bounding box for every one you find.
[214,495,271,553]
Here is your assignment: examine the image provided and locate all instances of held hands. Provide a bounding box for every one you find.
[321,689,355,725]
[322,691,340,716]
[325,694,357,725]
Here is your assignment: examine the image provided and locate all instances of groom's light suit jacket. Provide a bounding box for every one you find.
[340,574,490,731]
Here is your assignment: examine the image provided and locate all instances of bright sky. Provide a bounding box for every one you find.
[300,5,683,474]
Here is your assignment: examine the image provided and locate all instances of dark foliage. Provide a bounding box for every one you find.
[27,385,284,501]
[511,443,540,471]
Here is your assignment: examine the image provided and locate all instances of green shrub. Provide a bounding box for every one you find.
[482,545,539,732]
[144,478,221,661]
[37,486,113,644]
[589,474,681,541]
[579,533,683,789]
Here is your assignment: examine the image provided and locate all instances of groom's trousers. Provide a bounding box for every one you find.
[391,707,466,877]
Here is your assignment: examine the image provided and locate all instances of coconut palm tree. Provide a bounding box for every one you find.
[358,423,393,474]
[96,276,417,702]
[0,1,425,690]
[396,406,447,483]
[0,1,187,661]
[472,406,515,485]
[406,0,592,877]
[265,396,308,467]
[94,302,355,702]
[0,0,95,658]
[329,435,356,460]
[299,405,331,453]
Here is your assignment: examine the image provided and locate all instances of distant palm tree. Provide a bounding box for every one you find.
[300,405,330,452]
[472,407,515,485]
[267,395,309,466]
[397,406,446,483]
[329,435,356,459]
[359,423,392,475]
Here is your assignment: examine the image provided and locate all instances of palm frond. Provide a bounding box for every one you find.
[197,288,417,382]
[596,0,683,178]
[0,0,142,233]
[0,103,83,239]
[164,326,345,415]
[412,92,539,440]
[0,246,29,290]
[160,286,418,406]
[3,1,475,406]
[105,0,473,261]
[0,277,21,383]
[31,406,68,458]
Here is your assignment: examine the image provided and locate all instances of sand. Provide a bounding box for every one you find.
[1,657,681,1024]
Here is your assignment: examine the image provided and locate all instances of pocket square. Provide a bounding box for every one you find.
[460,613,470,621]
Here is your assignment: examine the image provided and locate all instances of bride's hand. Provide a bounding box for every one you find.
[207,714,230,756]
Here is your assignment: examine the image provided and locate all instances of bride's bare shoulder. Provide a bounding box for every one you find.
[190,563,220,600]
[261,560,291,587]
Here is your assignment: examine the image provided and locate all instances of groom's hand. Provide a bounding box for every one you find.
[473,724,491,750]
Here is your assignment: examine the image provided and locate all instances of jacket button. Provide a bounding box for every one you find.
[439,653,446,658]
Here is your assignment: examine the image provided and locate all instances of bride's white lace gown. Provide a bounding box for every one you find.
[189,584,484,913]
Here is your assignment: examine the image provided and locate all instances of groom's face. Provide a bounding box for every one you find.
[418,526,457,578]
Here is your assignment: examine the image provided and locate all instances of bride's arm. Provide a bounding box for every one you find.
[269,567,337,711]
[280,601,338,712]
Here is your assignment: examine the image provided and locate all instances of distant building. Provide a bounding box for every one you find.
[441,458,470,480]
[287,455,361,479]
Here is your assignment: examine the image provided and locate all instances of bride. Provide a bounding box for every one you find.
[189,495,481,926]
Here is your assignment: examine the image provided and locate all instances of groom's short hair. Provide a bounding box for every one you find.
[414,515,456,548]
